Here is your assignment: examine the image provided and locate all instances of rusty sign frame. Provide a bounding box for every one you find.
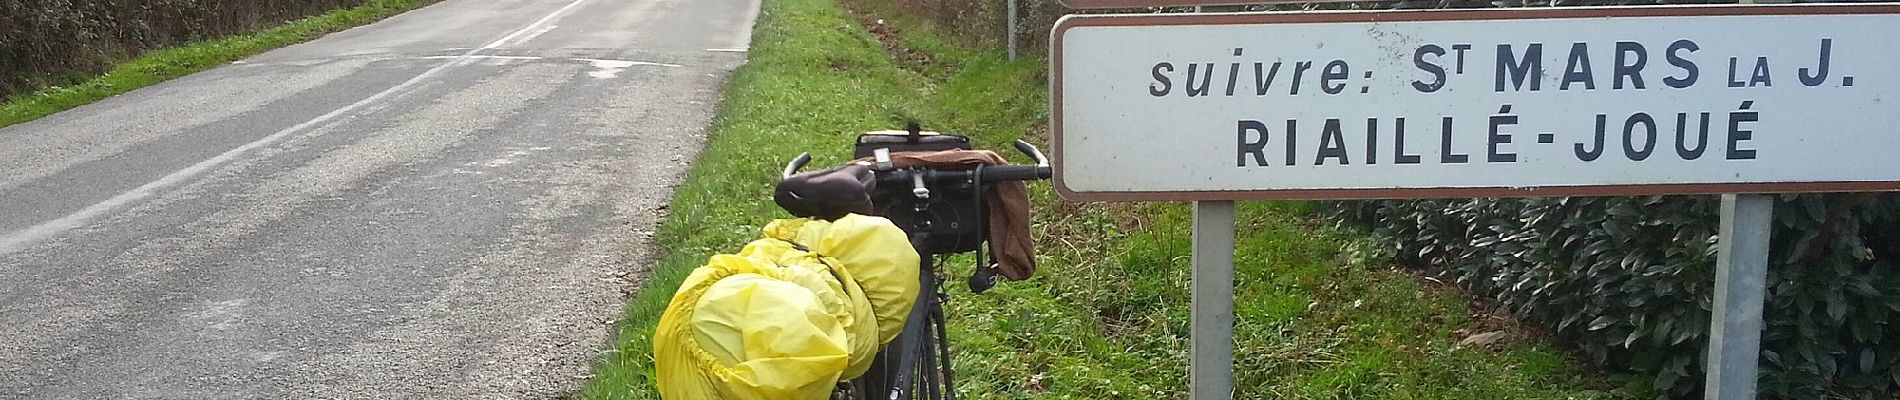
[1049,4,1900,202]
[1057,0,1363,9]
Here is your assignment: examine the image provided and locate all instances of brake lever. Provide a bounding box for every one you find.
[782,152,811,179]
[1013,140,1049,167]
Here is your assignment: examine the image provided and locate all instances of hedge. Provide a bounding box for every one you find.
[1331,194,1900,398]
[0,0,370,99]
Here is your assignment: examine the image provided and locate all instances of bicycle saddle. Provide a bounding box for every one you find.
[775,163,876,220]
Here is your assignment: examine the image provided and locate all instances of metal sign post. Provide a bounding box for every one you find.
[1007,0,1019,61]
[1048,5,1900,400]
[1190,200,1235,399]
[1708,194,1773,399]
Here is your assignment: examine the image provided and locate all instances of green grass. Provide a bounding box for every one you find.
[579,0,1630,398]
[0,0,444,130]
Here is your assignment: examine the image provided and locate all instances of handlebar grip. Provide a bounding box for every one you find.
[979,165,1052,182]
[782,152,812,179]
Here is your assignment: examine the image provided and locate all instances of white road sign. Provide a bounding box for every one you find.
[1052,5,1900,201]
[1055,0,1325,9]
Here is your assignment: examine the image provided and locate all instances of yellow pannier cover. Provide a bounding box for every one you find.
[655,214,920,400]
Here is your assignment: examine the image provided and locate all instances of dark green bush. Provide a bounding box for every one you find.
[867,0,1071,52]
[1331,194,1900,398]
[0,0,370,99]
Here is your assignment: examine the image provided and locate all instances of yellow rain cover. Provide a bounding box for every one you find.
[766,214,921,344]
[655,214,920,400]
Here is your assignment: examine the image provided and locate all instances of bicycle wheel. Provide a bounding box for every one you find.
[927,291,957,400]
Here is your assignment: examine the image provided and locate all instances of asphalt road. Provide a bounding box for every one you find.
[0,0,757,397]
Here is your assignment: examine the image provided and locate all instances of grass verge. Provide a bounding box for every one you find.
[581,0,1631,398]
[0,0,444,130]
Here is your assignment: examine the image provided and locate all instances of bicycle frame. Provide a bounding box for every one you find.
[853,231,960,400]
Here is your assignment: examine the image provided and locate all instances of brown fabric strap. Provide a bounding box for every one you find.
[881,150,1038,280]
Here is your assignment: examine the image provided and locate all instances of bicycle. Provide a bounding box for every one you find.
[777,126,1052,400]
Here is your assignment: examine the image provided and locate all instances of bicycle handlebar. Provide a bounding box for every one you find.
[780,139,1052,180]
[782,152,812,179]
[874,165,1051,188]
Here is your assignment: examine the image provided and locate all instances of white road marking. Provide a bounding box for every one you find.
[471,147,547,168]
[240,55,688,70]
[576,58,681,79]
[482,0,592,49]
[417,55,545,61]
[0,0,597,255]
